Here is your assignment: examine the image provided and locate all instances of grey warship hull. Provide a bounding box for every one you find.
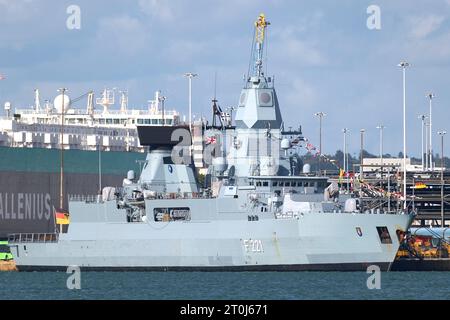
[10,200,412,271]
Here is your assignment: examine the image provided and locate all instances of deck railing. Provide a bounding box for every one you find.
[8,233,59,244]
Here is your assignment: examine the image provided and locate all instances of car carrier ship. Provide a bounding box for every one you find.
[0,89,179,238]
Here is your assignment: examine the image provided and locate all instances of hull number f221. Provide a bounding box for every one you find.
[242,239,264,253]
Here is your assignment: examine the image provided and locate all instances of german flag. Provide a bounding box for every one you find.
[55,208,70,225]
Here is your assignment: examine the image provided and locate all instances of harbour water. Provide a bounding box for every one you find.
[0,272,449,300]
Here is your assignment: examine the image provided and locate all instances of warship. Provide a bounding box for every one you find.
[9,14,414,271]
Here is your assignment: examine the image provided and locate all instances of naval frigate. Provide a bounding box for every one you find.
[9,14,413,271]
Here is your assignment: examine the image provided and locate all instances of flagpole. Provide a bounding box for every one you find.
[58,88,67,211]
[52,206,57,234]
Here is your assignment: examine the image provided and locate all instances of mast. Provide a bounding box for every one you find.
[120,90,128,114]
[34,89,41,112]
[58,88,67,210]
[250,13,270,79]
[96,88,115,114]
[86,91,94,116]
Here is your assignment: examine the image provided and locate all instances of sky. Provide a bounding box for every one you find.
[1,0,450,158]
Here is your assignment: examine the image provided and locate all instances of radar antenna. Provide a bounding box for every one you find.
[249,13,270,79]
[96,88,115,114]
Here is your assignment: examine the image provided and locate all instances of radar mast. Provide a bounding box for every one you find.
[249,13,270,80]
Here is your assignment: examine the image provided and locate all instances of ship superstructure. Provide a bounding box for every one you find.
[0,89,180,152]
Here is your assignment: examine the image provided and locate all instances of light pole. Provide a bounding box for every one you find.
[98,142,102,196]
[418,115,426,171]
[343,128,349,192]
[314,112,326,175]
[425,121,429,170]
[159,94,166,126]
[58,88,67,210]
[427,93,435,171]
[184,72,198,133]
[360,129,365,178]
[376,125,385,176]
[438,130,446,228]
[398,61,409,210]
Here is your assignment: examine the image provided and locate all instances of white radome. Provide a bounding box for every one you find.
[53,94,71,113]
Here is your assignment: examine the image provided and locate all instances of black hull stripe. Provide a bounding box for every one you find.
[391,259,450,271]
[17,262,391,272]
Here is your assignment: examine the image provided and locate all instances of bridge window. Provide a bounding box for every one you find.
[137,119,144,124]
[318,181,328,188]
[262,181,269,187]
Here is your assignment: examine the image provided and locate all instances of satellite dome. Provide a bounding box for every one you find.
[303,163,311,174]
[281,138,291,150]
[53,94,71,113]
[4,102,11,110]
[212,157,228,173]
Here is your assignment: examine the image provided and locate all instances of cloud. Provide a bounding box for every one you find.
[138,0,174,20]
[163,39,209,64]
[282,77,317,110]
[95,15,150,57]
[270,13,327,67]
[0,0,48,50]
[408,14,445,39]
[278,36,326,66]
[0,0,35,22]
